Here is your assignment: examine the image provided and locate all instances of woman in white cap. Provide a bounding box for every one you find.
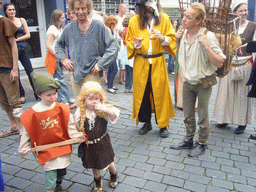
[214,1,256,134]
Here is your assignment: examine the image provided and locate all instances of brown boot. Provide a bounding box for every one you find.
[109,171,118,188]
[94,176,102,191]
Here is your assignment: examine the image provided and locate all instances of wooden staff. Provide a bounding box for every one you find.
[30,138,81,155]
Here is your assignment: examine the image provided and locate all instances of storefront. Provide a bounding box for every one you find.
[0,0,65,68]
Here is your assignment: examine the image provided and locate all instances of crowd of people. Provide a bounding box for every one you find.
[0,0,256,191]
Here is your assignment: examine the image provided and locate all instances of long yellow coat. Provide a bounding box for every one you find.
[126,13,176,128]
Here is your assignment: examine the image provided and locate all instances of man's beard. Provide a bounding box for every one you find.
[145,7,154,15]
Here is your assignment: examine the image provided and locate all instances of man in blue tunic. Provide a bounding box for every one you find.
[55,0,119,102]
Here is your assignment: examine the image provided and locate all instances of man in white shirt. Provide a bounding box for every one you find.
[170,2,226,157]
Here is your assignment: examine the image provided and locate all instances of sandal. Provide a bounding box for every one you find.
[0,127,19,138]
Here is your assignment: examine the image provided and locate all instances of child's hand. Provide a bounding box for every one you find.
[79,136,86,144]
[94,103,108,112]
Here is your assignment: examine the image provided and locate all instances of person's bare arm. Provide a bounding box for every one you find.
[46,34,56,56]
[8,36,19,82]
[16,18,30,42]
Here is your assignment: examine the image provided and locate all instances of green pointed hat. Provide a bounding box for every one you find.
[31,72,60,94]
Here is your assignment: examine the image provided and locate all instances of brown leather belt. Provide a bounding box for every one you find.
[137,52,164,59]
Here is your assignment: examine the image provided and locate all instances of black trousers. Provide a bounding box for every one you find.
[138,65,157,124]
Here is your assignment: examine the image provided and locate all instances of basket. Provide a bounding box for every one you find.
[178,0,241,77]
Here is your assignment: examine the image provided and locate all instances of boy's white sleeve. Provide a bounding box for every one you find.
[68,113,84,138]
[18,126,32,157]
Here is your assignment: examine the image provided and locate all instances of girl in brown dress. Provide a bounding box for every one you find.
[75,81,120,191]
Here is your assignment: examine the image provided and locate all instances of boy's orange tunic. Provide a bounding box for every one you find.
[20,103,71,165]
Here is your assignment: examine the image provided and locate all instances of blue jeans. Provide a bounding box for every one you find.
[18,46,36,98]
[53,62,70,104]
[125,65,133,90]
[168,54,175,73]
[107,59,118,89]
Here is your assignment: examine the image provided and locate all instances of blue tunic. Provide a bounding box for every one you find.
[55,19,119,83]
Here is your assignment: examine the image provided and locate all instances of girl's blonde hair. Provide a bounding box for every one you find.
[78,81,106,131]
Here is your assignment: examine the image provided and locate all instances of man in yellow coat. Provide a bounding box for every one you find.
[126,0,176,138]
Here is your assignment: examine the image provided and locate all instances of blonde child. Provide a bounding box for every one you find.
[75,81,120,191]
[18,72,86,192]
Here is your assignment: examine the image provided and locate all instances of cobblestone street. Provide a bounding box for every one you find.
[0,67,256,192]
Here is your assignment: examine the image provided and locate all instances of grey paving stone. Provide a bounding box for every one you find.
[188,174,211,185]
[149,151,167,159]
[117,159,136,167]
[153,165,172,175]
[170,170,189,180]
[221,165,240,174]
[248,177,256,187]
[2,173,13,183]
[68,182,93,192]
[183,180,207,192]
[122,176,147,188]
[166,161,185,171]
[206,168,226,180]
[67,162,84,172]
[6,177,32,190]
[30,172,45,185]
[227,173,247,184]
[183,157,201,167]
[147,157,166,166]
[130,142,149,149]
[201,161,220,170]
[211,151,230,159]
[206,185,231,192]
[166,154,184,162]
[232,143,249,151]
[115,150,130,158]
[184,164,205,175]
[15,169,36,180]
[197,154,216,163]
[128,153,149,163]
[132,148,150,156]
[143,180,167,191]
[211,178,233,190]
[162,175,185,188]
[123,167,144,177]
[23,182,45,192]
[241,169,256,179]
[235,161,256,170]
[2,164,21,175]
[142,171,163,182]
[134,162,153,172]
[234,183,256,192]
[71,173,92,185]
[216,157,234,167]
[1,155,25,166]
[113,183,140,192]
[166,185,190,192]
[230,154,249,163]
[18,159,39,170]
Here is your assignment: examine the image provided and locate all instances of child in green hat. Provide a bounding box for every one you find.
[18,72,86,192]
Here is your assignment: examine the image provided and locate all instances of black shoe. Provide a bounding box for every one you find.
[159,127,169,138]
[138,122,152,135]
[170,138,193,150]
[234,125,246,134]
[188,142,207,157]
[54,186,63,192]
[249,134,256,140]
[216,123,228,128]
